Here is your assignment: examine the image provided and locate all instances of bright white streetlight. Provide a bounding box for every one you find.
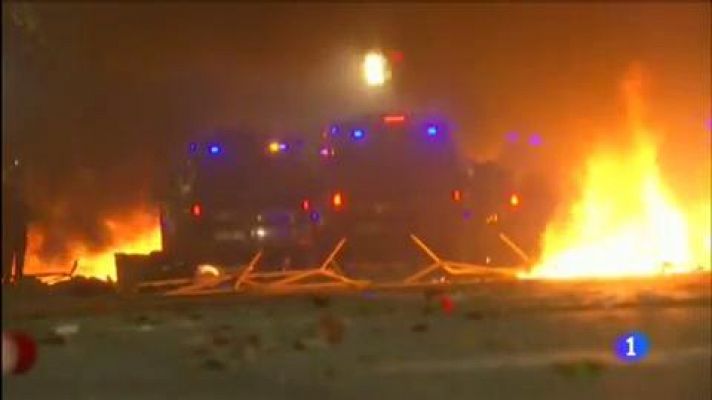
[363,51,390,87]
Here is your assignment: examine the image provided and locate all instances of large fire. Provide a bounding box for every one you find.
[25,209,161,282]
[523,68,711,279]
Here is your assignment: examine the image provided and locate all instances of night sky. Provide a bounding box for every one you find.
[2,3,710,259]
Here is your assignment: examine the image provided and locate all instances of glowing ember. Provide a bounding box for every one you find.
[25,209,161,282]
[523,67,710,279]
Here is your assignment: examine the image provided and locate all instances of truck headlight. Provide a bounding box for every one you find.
[251,227,267,239]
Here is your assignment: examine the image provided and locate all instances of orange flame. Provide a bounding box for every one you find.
[25,209,161,282]
[523,67,710,279]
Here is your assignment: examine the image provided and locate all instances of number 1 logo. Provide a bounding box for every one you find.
[615,331,650,362]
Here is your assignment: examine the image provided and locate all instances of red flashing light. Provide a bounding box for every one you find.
[383,114,406,124]
[390,51,404,63]
[301,199,311,211]
[452,189,462,202]
[191,203,203,217]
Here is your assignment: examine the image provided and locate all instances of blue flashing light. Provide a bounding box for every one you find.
[351,129,365,140]
[309,211,321,222]
[426,125,439,136]
[208,144,221,155]
[279,143,289,151]
[330,125,340,135]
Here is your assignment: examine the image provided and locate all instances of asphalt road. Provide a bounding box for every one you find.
[3,274,711,400]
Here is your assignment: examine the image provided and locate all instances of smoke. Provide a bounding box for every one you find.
[24,159,157,259]
[3,3,709,270]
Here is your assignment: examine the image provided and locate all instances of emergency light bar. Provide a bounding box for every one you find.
[383,114,406,124]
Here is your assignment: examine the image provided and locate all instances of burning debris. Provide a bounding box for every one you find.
[24,208,162,283]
